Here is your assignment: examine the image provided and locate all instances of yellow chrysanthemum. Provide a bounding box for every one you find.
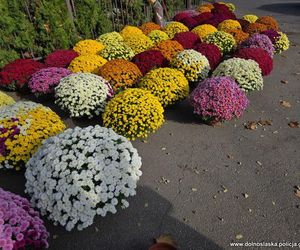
[243,14,258,23]
[192,24,218,39]
[138,68,189,107]
[103,88,164,140]
[124,34,154,54]
[0,91,15,108]
[218,20,242,32]
[148,30,169,44]
[163,22,189,39]
[97,32,124,46]
[120,26,143,39]
[197,6,211,14]
[73,39,105,55]
[68,54,107,74]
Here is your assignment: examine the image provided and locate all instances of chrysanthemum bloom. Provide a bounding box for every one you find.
[244,23,267,35]
[73,39,105,55]
[98,59,142,91]
[173,12,190,22]
[242,14,258,23]
[148,30,169,44]
[140,22,161,35]
[226,29,249,44]
[0,188,49,250]
[25,125,142,231]
[197,6,212,14]
[97,32,124,46]
[192,24,217,40]
[103,88,164,140]
[237,19,250,30]
[204,31,236,54]
[45,49,78,68]
[193,43,222,70]
[0,91,15,107]
[0,59,44,90]
[193,12,213,26]
[68,54,107,74]
[28,67,71,96]
[240,34,274,58]
[163,22,189,39]
[170,49,210,82]
[0,101,66,170]
[256,16,279,31]
[124,34,154,54]
[234,48,273,76]
[181,16,199,30]
[274,32,290,54]
[131,50,168,75]
[197,3,214,11]
[120,25,143,39]
[261,30,280,44]
[190,76,249,122]
[218,19,241,32]
[155,40,184,61]
[213,58,263,92]
[100,42,135,61]
[138,67,189,107]
[173,32,201,49]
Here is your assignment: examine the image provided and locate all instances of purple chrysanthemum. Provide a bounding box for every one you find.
[190,76,249,122]
[239,34,275,58]
[28,67,72,95]
[261,30,280,44]
[0,188,49,250]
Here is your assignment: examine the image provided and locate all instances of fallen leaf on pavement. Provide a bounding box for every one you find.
[258,120,273,126]
[235,234,243,240]
[243,193,249,198]
[245,121,257,130]
[295,190,300,198]
[281,80,288,84]
[288,121,299,128]
[256,161,263,166]
[191,188,197,192]
[280,100,292,108]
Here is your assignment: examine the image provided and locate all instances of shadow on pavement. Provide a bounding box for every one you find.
[258,2,300,16]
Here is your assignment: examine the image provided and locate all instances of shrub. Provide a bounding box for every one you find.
[190,76,249,122]
[234,48,273,76]
[55,73,113,118]
[170,49,210,81]
[0,188,49,250]
[97,32,124,46]
[73,39,105,55]
[193,43,222,70]
[274,32,290,54]
[99,42,135,61]
[148,30,169,44]
[68,54,107,74]
[140,22,161,35]
[256,16,279,31]
[242,15,258,23]
[0,91,15,108]
[244,23,267,35]
[138,68,189,107]
[25,125,142,231]
[0,101,65,170]
[163,22,189,39]
[131,50,168,75]
[99,59,142,92]
[103,88,164,140]
[124,34,154,54]
[204,31,236,54]
[155,40,184,61]
[45,50,78,68]
[192,24,217,39]
[240,34,275,58]
[0,59,44,90]
[213,58,263,92]
[28,67,71,96]
[218,19,241,32]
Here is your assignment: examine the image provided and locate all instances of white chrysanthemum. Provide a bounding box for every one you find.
[25,125,142,231]
[170,49,210,81]
[0,101,42,119]
[55,73,113,118]
[213,58,263,92]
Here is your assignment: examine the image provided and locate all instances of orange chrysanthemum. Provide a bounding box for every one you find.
[140,22,161,35]
[226,29,249,44]
[256,16,279,31]
[244,23,267,35]
[155,40,184,61]
[98,59,142,92]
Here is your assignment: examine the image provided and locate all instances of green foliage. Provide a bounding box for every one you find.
[0,49,19,68]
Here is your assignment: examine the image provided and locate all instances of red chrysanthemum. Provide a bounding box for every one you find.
[131,50,168,75]
[173,12,190,22]
[0,59,44,90]
[237,19,250,30]
[173,32,201,49]
[181,16,199,30]
[233,48,273,76]
[194,12,214,25]
[45,49,78,68]
[193,43,222,70]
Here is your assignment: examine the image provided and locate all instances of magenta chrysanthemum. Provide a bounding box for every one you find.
[261,30,280,44]
[193,43,222,70]
[190,76,249,122]
[28,67,72,95]
[173,32,201,49]
[181,16,199,30]
[233,48,273,76]
[240,34,275,58]
[45,50,78,68]
[131,50,168,75]
[0,188,49,250]
[194,12,213,25]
